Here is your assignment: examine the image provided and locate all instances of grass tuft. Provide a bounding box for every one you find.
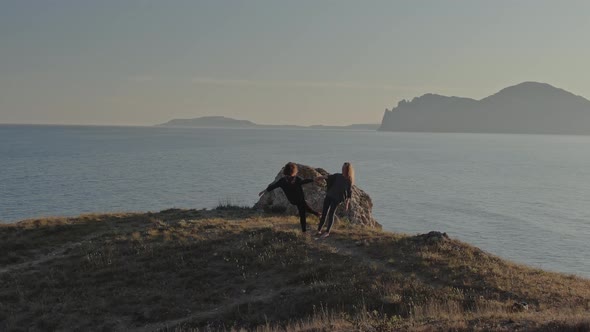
[215,199,252,211]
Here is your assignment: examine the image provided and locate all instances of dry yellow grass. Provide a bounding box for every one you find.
[1,207,589,331]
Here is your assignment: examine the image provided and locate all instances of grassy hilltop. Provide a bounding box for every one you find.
[1,207,590,331]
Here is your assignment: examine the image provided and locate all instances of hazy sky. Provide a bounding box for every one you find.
[1,1,590,126]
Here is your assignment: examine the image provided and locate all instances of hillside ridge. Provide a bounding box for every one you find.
[1,208,589,331]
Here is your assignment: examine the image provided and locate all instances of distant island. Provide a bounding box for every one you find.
[380,82,590,135]
[157,116,379,130]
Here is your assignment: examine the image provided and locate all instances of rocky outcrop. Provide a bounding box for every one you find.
[254,163,381,228]
[415,231,449,244]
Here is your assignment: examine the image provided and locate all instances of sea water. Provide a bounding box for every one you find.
[1,125,589,277]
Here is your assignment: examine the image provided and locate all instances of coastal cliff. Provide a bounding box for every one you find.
[380,82,590,135]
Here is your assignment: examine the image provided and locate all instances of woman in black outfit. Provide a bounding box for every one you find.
[259,162,320,232]
[315,162,354,238]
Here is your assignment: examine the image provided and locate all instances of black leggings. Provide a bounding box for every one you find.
[317,196,341,233]
[296,201,319,232]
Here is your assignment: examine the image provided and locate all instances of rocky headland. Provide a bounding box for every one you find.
[380,82,590,135]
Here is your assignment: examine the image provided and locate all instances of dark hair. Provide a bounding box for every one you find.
[283,162,298,176]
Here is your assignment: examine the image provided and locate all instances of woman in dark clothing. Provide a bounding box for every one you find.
[314,162,354,238]
[259,162,320,232]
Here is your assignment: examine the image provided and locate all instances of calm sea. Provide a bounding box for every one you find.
[1,125,590,277]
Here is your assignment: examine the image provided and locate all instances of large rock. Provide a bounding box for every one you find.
[254,163,381,228]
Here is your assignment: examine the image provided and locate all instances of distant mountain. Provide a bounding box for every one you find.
[158,116,379,130]
[158,116,258,128]
[379,82,590,135]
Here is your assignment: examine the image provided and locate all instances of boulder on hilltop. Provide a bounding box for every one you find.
[254,163,381,228]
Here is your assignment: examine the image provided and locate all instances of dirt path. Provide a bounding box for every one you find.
[0,232,108,275]
[131,290,287,332]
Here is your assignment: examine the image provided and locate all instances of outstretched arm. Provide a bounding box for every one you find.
[260,178,283,196]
